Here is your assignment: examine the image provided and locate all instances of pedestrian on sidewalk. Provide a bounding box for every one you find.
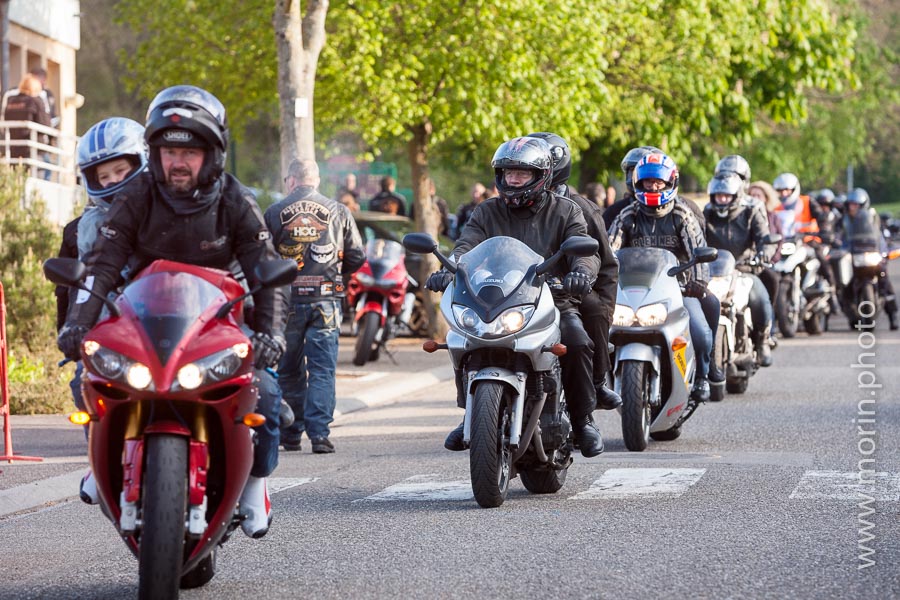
[265,159,366,454]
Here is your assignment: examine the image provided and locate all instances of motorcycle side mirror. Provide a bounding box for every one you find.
[763,233,782,245]
[215,259,298,320]
[693,247,719,264]
[42,257,121,317]
[536,236,599,276]
[402,233,457,273]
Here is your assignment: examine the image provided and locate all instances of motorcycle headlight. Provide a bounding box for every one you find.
[612,304,636,327]
[707,276,731,301]
[852,251,883,267]
[451,305,535,338]
[83,343,154,391]
[173,344,249,391]
[780,242,797,256]
[635,303,668,326]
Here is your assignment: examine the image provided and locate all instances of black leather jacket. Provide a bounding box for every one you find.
[703,199,772,263]
[608,198,709,283]
[452,192,600,310]
[68,172,288,338]
[265,186,366,302]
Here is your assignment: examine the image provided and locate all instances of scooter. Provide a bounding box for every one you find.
[610,246,718,451]
[346,238,416,365]
[403,232,598,508]
[43,257,296,599]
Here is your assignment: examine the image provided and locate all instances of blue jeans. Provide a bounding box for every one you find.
[252,367,282,477]
[70,361,88,440]
[685,297,712,379]
[278,299,342,440]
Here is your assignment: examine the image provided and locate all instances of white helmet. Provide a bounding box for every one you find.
[773,172,801,207]
[76,117,147,198]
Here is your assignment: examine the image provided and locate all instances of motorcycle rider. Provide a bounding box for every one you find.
[427,136,605,457]
[527,132,622,410]
[608,152,717,402]
[59,117,148,504]
[704,172,775,366]
[840,188,898,330]
[56,85,287,539]
[772,172,839,312]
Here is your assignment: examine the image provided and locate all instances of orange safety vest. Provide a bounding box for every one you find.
[775,195,819,241]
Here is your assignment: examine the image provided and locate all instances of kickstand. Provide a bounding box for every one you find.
[383,343,399,365]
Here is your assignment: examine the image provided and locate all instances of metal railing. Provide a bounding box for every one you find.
[0,120,78,185]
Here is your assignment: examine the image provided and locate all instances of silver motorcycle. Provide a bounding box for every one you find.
[403,233,598,508]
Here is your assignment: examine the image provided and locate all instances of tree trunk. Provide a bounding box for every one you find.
[407,121,448,340]
[274,0,329,176]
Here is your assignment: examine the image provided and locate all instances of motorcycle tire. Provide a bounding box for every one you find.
[138,434,188,600]
[710,325,727,403]
[855,283,876,328]
[650,425,682,441]
[353,312,381,366]
[620,360,651,452]
[520,467,567,495]
[803,311,822,335]
[469,381,512,508]
[775,280,799,338]
[179,549,216,589]
[726,376,749,394]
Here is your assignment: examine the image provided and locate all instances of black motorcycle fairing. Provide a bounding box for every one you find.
[616,247,679,289]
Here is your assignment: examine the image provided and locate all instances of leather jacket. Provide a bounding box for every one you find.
[265,186,366,303]
[703,198,772,263]
[67,172,288,338]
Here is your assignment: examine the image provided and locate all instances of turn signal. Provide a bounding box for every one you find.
[889,248,900,261]
[242,413,266,427]
[422,340,448,353]
[68,411,91,425]
[672,336,688,351]
[543,343,567,356]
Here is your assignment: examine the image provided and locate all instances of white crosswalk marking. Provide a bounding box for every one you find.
[270,477,318,494]
[571,468,707,499]
[789,470,900,501]
[360,474,473,502]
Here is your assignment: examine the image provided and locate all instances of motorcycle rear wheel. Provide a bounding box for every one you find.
[520,467,567,494]
[775,280,799,338]
[353,312,381,366]
[469,382,512,508]
[620,360,651,452]
[710,325,727,403]
[804,311,823,335]
[139,434,188,600]
[179,549,216,589]
[726,376,749,394]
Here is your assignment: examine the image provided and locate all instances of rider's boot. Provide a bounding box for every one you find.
[754,326,774,367]
[887,297,899,331]
[690,377,710,402]
[595,376,622,410]
[572,415,604,458]
[239,476,272,539]
[444,421,466,451]
[79,469,99,505]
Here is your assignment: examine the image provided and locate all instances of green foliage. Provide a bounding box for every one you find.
[0,166,72,413]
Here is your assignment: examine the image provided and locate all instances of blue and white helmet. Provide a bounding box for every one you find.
[76,117,147,198]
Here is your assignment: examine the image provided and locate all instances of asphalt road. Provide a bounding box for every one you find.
[1,288,898,598]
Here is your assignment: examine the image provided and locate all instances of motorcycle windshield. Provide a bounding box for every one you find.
[452,236,542,322]
[122,272,226,365]
[616,247,678,289]
[365,239,404,280]
[709,250,736,278]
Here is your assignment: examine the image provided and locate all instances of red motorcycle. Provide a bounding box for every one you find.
[43,257,295,599]
[346,238,415,366]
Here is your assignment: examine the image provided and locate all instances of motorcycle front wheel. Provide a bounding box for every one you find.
[775,279,799,338]
[710,325,727,403]
[139,434,188,600]
[620,360,651,451]
[469,382,512,508]
[855,283,877,328]
[353,312,381,366]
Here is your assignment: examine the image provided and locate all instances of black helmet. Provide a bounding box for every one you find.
[621,145,663,193]
[527,132,570,187]
[707,173,743,218]
[846,188,870,208]
[144,85,228,188]
[491,137,553,209]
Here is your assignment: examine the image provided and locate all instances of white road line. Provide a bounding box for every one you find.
[789,470,900,501]
[270,477,318,493]
[359,474,473,502]
[571,468,707,499]
[0,470,85,517]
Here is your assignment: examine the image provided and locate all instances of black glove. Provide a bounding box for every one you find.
[683,280,708,298]
[563,271,593,297]
[251,331,287,369]
[425,269,453,293]
[57,324,89,361]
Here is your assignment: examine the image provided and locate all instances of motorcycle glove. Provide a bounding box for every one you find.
[425,269,453,293]
[683,279,708,298]
[563,271,593,297]
[251,331,287,370]
[57,324,89,361]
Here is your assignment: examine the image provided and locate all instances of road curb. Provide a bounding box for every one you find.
[334,365,455,419]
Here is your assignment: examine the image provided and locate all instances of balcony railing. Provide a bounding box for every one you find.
[0,120,78,185]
